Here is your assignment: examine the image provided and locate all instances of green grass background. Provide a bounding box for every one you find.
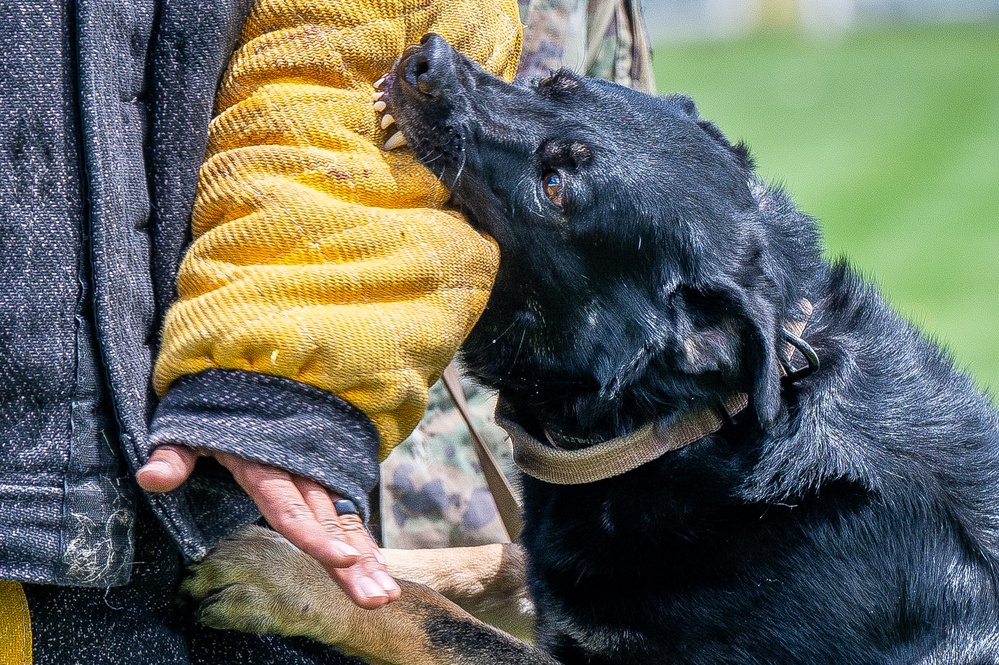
[652,22,999,398]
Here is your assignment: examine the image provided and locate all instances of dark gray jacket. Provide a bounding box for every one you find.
[0,0,378,587]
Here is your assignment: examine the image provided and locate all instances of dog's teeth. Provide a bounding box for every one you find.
[373,76,386,89]
[380,114,395,130]
[383,131,408,150]
[373,100,387,112]
[372,91,385,101]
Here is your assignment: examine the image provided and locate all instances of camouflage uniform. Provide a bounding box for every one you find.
[380,374,517,548]
[517,0,656,93]
[379,0,655,549]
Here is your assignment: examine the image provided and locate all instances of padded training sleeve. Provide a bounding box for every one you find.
[153,0,521,458]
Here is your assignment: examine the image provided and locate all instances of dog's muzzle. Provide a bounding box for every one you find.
[398,33,458,100]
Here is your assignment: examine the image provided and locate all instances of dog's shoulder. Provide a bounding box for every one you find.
[742,257,999,554]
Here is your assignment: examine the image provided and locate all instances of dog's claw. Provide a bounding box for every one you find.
[380,113,395,130]
[384,131,408,151]
[372,91,385,101]
[373,100,387,113]
[373,75,386,89]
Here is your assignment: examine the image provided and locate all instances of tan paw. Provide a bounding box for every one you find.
[183,526,345,641]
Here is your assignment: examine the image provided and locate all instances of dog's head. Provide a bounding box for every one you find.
[389,35,822,436]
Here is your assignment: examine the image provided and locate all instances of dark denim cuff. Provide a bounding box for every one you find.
[148,369,380,558]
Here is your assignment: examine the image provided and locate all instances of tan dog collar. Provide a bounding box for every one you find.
[497,300,813,485]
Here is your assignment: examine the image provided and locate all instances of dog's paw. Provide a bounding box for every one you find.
[183,526,340,640]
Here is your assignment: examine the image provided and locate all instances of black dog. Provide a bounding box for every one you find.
[188,35,999,664]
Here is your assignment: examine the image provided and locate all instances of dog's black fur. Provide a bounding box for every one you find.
[390,35,999,663]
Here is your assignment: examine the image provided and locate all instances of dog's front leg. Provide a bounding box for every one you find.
[382,543,535,640]
[185,526,556,665]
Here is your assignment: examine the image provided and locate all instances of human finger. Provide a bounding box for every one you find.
[136,444,199,493]
[294,477,401,608]
[214,453,362,567]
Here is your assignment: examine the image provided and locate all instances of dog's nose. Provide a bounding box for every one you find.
[401,33,456,98]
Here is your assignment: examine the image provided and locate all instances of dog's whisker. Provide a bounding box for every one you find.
[511,173,534,218]
[508,329,528,372]
[451,150,467,189]
[409,141,441,163]
[490,319,518,345]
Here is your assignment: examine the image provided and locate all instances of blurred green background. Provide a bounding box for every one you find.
[651,21,999,398]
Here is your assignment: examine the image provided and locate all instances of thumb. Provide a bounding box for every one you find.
[136,444,199,493]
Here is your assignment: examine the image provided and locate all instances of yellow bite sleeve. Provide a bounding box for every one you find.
[0,582,30,665]
[153,0,522,458]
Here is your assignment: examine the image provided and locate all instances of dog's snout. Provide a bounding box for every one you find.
[401,33,456,98]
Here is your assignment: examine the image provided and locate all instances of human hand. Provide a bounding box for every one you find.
[136,444,401,609]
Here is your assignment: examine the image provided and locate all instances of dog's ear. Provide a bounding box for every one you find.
[679,288,782,425]
[740,300,782,425]
[664,93,700,118]
[661,94,755,171]
[696,119,755,171]
[676,319,741,377]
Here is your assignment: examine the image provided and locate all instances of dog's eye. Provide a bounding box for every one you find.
[542,171,564,207]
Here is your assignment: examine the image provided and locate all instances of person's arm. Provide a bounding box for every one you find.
[139,0,522,607]
[138,370,396,607]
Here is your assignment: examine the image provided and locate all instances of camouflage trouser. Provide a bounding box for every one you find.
[378,0,655,549]
[517,0,655,93]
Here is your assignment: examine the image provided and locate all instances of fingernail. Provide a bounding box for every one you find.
[373,571,400,595]
[331,542,361,559]
[372,548,386,565]
[359,576,386,599]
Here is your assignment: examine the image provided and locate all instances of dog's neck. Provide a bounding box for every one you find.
[494,299,815,459]
[498,392,749,484]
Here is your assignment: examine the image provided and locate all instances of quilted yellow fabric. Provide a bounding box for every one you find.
[154,0,522,457]
[0,581,31,664]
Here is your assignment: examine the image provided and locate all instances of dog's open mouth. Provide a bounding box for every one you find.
[372,70,408,151]
[370,35,473,179]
